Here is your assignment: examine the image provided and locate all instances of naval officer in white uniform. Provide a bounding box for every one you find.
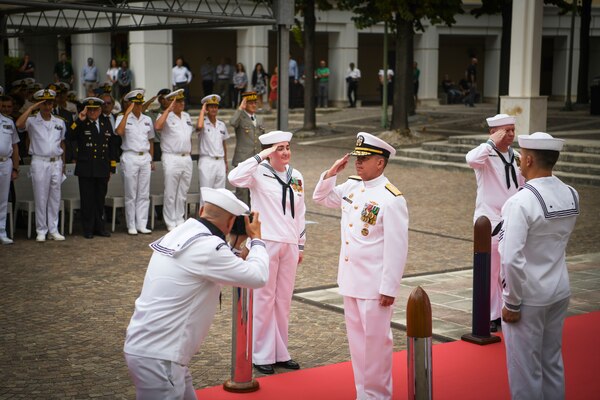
[154,89,194,230]
[124,187,269,399]
[228,130,306,375]
[313,132,408,400]
[0,98,20,244]
[16,89,67,242]
[115,89,155,235]
[466,113,524,331]
[499,132,579,400]
[196,94,229,206]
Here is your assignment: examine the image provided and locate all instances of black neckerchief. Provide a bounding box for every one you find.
[261,162,295,219]
[198,217,226,241]
[490,143,518,189]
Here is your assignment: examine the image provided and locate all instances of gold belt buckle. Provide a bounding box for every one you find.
[138,152,144,156]
[49,157,56,162]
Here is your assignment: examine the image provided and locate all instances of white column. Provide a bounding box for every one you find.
[414,26,439,107]
[129,30,173,98]
[500,0,546,134]
[72,33,111,99]
[237,26,269,81]
[328,23,358,108]
[483,35,501,102]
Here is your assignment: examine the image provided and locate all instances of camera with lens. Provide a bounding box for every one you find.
[231,212,253,236]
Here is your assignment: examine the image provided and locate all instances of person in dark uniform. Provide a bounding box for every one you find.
[68,97,118,238]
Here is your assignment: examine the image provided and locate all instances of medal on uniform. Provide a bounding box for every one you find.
[360,202,380,225]
[361,228,369,236]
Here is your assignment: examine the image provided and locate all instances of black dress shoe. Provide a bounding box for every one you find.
[83,233,94,239]
[490,318,501,333]
[94,231,111,237]
[275,359,300,370]
[253,364,275,375]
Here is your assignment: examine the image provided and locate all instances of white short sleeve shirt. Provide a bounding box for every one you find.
[116,113,155,153]
[26,113,66,157]
[198,118,229,158]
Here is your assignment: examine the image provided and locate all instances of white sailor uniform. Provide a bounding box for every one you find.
[124,218,269,399]
[157,111,194,229]
[116,112,155,231]
[499,176,579,400]
[197,117,229,205]
[228,154,306,366]
[0,114,19,240]
[313,173,408,400]
[26,113,67,237]
[466,139,524,321]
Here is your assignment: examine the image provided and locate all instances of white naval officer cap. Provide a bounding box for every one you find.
[124,89,145,103]
[201,94,221,105]
[33,89,56,101]
[165,88,185,100]
[486,113,516,127]
[350,132,396,158]
[518,132,565,152]
[201,187,249,216]
[259,130,293,145]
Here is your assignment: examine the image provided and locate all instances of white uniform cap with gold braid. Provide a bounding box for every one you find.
[259,130,293,145]
[350,132,396,158]
[486,113,516,127]
[165,88,185,100]
[518,132,565,152]
[33,89,56,101]
[201,187,249,216]
[82,97,105,108]
[201,94,221,105]
[124,89,145,103]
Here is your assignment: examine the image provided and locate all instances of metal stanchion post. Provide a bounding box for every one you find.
[461,216,501,345]
[407,286,433,400]
[223,287,259,392]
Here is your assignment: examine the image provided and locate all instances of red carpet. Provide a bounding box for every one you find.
[197,312,600,399]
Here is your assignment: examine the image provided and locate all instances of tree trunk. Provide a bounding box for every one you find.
[390,16,412,133]
[302,0,316,130]
[497,1,512,111]
[576,0,591,104]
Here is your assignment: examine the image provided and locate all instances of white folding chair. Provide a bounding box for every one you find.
[149,161,164,230]
[61,164,80,235]
[14,165,35,238]
[105,166,125,232]
[185,160,200,219]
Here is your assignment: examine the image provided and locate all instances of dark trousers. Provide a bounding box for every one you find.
[202,80,214,96]
[78,176,108,235]
[347,80,358,107]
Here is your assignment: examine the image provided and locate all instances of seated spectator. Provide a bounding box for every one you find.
[441,74,463,104]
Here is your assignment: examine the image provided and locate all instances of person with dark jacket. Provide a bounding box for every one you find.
[68,97,118,238]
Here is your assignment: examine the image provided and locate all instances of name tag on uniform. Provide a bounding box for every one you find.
[104,133,111,137]
[84,130,92,136]
[342,196,353,204]
[220,130,226,135]
[186,121,193,126]
[54,125,63,131]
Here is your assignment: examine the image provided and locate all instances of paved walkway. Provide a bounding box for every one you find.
[1,102,599,398]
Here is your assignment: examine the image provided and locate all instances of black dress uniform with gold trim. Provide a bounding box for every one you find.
[68,97,118,237]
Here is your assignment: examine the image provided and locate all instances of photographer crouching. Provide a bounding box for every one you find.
[123,187,269,399]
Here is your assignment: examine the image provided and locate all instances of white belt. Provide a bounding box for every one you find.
[32,155,61,162]
[0,156,9,162]
[164,152,191,157]
[200,155,224,160]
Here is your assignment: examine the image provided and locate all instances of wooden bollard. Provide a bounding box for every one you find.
[407,286,433,400]
[461,216,501,345]
[223,287,260,392]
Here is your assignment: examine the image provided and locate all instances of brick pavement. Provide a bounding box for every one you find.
[1,103,599,398]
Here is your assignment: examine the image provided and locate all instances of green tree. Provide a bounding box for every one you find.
[340,0,463,133]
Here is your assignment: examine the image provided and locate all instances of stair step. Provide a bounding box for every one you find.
[559,151,600,164]
[390,156,470,172]
[396,148,466,163]
[448,136,600,155]
[422,141,475,154]
[553,171,600,187]
[553,161,600,175]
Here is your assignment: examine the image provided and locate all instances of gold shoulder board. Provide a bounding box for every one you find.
[385,183,403,197]
[70,122,77,130]
[348,175,362,181]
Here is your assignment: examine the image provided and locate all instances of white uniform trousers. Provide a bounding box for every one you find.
[30,157,62,236]
[490,236,502,321]
[198,156,226,206]
[503,297,569,400]
[121,152,151,231]
[0,159,12,238]
[252,240,299,365]
[124,353,196,400]
[162,154,192,229]
[343,296,394,400]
